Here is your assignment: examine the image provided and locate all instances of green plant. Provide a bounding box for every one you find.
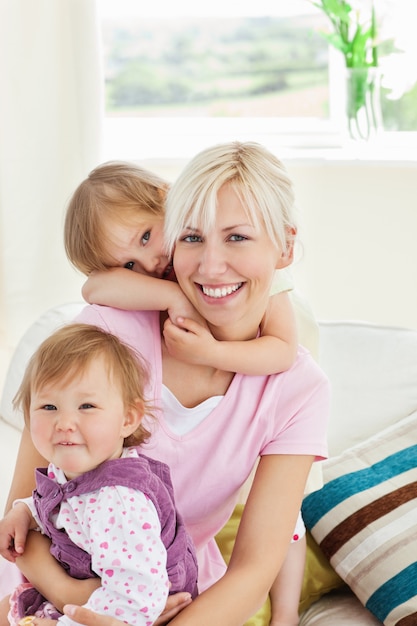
[312,0,381,139]
[312,0,378,68]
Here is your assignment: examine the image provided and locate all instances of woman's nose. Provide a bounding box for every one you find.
[199,242,227,276]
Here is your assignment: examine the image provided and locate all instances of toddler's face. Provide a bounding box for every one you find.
[103,214,170,278]
[29,356,140,479]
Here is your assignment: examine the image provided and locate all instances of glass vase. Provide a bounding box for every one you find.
[344,67,382,141]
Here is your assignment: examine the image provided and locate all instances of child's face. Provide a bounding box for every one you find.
[103,213,170,278]
[29,356,140,479]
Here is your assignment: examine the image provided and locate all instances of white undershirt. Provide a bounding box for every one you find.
[161,384,223,436]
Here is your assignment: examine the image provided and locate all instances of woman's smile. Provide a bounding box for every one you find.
[200,282,243,299]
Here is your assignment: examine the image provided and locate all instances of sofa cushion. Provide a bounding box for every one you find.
[302,411,417,626]
[299,588,382,626]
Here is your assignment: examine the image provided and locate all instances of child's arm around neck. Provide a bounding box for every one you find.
[82,267,203,324]
[163,291,298,376]
[84,270,297,376]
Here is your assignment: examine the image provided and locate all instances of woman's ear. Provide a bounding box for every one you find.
[276,227,296,269]
[122,399,145,438]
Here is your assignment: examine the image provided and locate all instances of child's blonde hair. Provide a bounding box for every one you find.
[14,323,153,447]
[165,141,297,255]
[64,161,169,275]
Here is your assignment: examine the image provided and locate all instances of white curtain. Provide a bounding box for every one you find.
[0,0,103,359]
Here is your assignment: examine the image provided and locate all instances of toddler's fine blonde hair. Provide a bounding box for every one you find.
[164,141,297,255]
[13,323,153,447]
[64,161,169,275]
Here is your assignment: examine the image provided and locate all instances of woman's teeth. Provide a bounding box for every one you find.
[202,283,242,298]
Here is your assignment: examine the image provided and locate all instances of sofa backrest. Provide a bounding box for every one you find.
[0,302,86,431]
[318,320,417,456]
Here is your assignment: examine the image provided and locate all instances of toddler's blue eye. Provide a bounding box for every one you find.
[141,231,151,245]
[43,404,56,411]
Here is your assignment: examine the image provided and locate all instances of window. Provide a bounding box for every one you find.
[98,0,417,159]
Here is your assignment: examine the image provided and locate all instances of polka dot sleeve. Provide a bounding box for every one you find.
[57,485,169,626]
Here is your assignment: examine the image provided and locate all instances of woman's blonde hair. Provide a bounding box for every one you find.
[164,141,297,255]
[14,323,153,447]
[64,161,169,275]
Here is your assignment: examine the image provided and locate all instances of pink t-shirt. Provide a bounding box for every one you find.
[76,305,329,591]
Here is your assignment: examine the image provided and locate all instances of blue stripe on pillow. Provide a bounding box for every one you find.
[302,445,417,528]
[365,561,417,621]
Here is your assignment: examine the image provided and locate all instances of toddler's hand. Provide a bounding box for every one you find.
[167,292,207,329]
[163,317,218,365]
[0,503,34,562]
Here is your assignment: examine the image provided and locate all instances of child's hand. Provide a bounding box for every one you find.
[163,317,218,365]
[0,503,34,562]
[63,591,192,626]
[167,293,207,329]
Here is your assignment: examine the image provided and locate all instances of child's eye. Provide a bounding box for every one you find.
[80,403,94,410]
[42,404,57,411]
[141,231,151,245]
[124,261,135,270]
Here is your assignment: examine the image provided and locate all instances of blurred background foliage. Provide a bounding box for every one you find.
[101,13,416,130]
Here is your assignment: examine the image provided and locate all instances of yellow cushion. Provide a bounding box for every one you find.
[215,504,271,625]
[299,531,345,613]
[215,505,345,624]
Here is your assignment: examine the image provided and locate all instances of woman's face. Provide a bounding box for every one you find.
[173,183,290,340]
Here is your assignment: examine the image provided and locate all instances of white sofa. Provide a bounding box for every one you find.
[1,303,417,625]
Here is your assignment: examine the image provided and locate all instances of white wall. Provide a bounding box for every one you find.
[287,160,417,330]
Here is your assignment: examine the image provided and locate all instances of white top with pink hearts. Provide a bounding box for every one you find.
[39,448,169,626]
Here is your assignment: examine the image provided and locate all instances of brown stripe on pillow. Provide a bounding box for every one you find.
[320,481,417,559]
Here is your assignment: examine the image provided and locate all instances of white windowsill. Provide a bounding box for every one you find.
[102,117,417,166]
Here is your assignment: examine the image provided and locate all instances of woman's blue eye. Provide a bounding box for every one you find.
[141,231,151,245]
[183,234,201,243]
[229,234,246,241]
[124,261,135,270]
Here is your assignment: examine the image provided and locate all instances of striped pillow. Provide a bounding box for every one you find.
[302,411,417,626]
